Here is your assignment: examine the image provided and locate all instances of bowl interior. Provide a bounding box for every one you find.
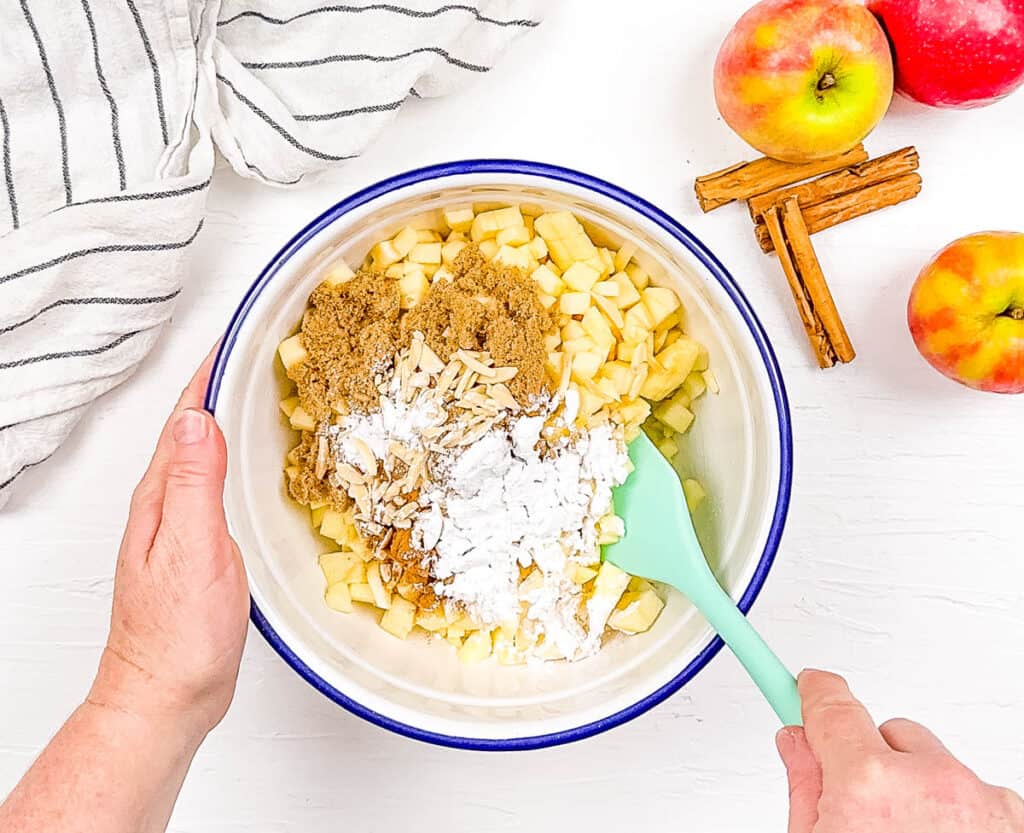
[211,170,786,744]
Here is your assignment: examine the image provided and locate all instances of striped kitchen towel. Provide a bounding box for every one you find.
[0,0,543,508]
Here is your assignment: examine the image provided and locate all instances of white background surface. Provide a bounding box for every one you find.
[2,2,1023,830]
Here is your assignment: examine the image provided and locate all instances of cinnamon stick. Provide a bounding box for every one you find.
[755,172,923,253]
[762,198,855,367]
[694,145,868,212]
[747,146,919,219]
[762,205,837,368]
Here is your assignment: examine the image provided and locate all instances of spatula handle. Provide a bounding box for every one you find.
[691,581,802,726]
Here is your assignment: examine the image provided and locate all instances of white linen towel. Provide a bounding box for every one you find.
[0,0,543,508]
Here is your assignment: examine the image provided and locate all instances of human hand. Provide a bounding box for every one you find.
[777,670,1024,833]
[89,348,249,741]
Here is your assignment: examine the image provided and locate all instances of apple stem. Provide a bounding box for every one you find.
[817,73,837,92]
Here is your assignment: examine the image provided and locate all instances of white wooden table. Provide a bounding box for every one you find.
[2,3,1022,830]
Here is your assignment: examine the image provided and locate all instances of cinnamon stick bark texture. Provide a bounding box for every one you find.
[755,172,923,253]
[694,145,868,212]
[762,198,856,367]
[747,146,920,219]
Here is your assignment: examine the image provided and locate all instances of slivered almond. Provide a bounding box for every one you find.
[336,463,364,485]
[350,438,378,476]
[433,360,462,399]
[488,383,518,411]
[314,436,329,480]
[454,368,477,399]
[417,342,445,374]
[489,366,519,383]
[455,350,496,377]
[408,335,424,372]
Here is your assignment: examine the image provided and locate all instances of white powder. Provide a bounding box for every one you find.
[331,373,444,466]
[419,416,630,659]
[327,357,631,661]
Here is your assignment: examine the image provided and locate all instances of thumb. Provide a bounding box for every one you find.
[161,408,229,541]
[776,727,822,833]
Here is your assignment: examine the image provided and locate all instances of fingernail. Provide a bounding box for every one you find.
[776,726,797,754]
[173,408,209,445]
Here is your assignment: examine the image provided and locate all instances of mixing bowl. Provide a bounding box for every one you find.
[206,160,792,750]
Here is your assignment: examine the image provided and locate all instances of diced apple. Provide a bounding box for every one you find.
[563,261,602,292]
[398,270,430,309]
[277,334,307,371]
[370,240,402,269]
[289,406,316,432]
[656,437,679,459]
[559,292,591,316]
[610,271,642,309]
[527,236,548,261]
[443,205,474,232]
[593,280,620,297]
[561,321,585,341]
[562,336,598,355]
[415,228,442,243]
[683,372,707,402]
[278,396,300,418]
[408,242,441,264]
[576,387,605,421]
[384,263,404,279]
[608,588,664,634]
[642,286,681,327]
[441,240,467,264]
[318,509,346,542]
[457,629,493,663]
[581,307,615,350]
[323,260,355,286]
[496,225,531,247]
[534,211,579,241]
[493,245,530,269]
[653,396,695,434]
[319,551,363,585]
[683,478,706,513]
[310,505,326,529]
[597,247,615,275]
[571,565,599,584]
[415,609,447,632]
[616,397,652,426]
[478,239,499,259]
[471,206,523,241]
[624,264,649,292]
[571,351,603,381]
[600,361,635,397]
[392,226,419,257]
[324,582,353,613]
[614,241,638,272]
[380,596,416,639]
[703,368,719,394]
[640,337,701,400]
[587,561,631,633]
[532,264,565,296]
[349,583,374,604]
[624,302,656,332]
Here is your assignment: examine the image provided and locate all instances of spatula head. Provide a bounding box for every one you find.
[602,432,707,590]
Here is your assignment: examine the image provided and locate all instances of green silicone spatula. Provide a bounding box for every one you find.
[603,432,802,726]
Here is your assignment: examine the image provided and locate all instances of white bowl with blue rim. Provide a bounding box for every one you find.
[206,160,792,750]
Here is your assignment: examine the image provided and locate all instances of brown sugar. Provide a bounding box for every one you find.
[401,245,553,405]
[288,269,402,419]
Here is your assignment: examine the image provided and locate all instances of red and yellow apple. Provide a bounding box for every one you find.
[714,0,895,163]
[908,232,1024,394]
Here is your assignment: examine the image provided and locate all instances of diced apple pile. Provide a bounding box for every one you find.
[277,202,719,662]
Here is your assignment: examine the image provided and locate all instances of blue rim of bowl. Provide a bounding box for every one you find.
[206,159,793,752]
